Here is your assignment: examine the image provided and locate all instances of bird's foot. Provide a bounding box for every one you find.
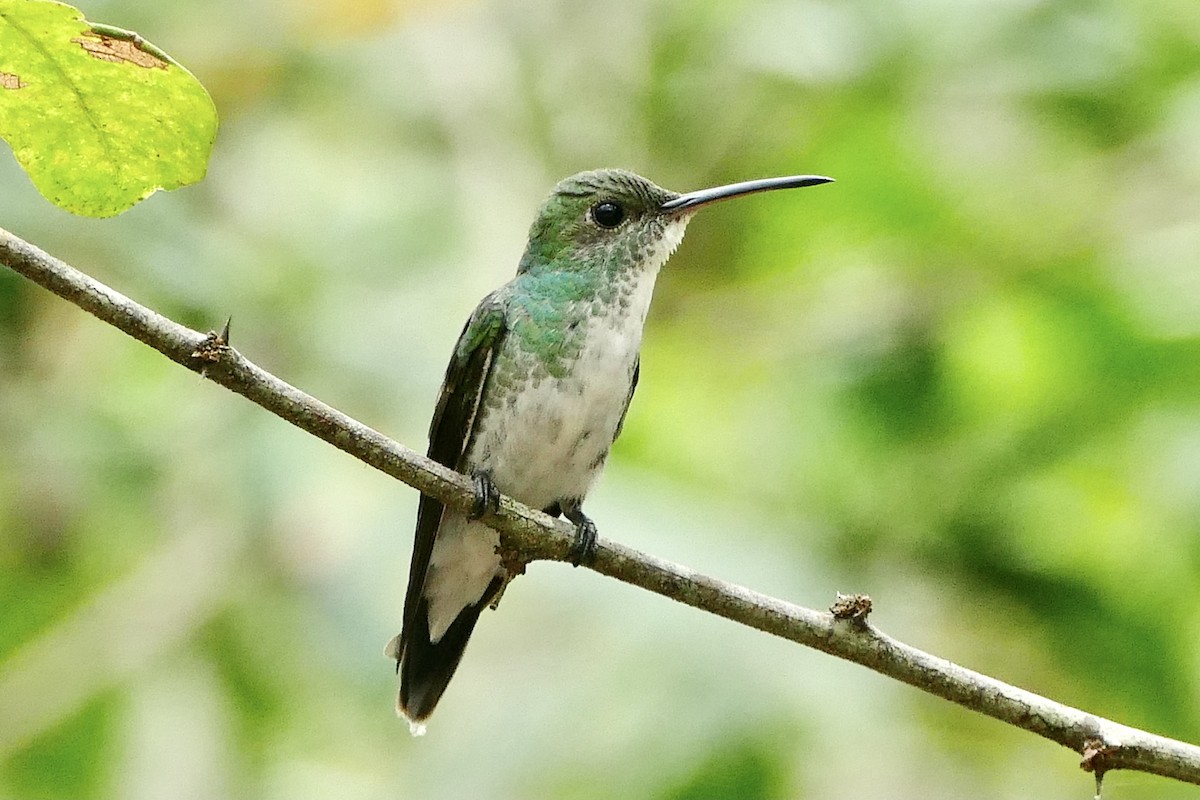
[567,519,598,566]
[469,469,500,519]
[561,502,598,566]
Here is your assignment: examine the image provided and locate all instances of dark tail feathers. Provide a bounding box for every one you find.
[392,575,504,725]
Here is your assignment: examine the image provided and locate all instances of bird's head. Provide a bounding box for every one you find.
[518,168,832,279]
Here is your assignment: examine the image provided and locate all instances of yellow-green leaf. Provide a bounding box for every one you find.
[0,0,217,217]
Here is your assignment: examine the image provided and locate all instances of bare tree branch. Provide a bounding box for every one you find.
[2,225,1197,787]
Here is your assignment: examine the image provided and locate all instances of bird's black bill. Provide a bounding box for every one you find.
[660,175,834,215]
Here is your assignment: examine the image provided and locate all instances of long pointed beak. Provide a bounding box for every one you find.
[660,175,834,215]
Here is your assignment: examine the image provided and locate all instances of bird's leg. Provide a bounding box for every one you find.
[560,498,598,567]
[469,469,500,519]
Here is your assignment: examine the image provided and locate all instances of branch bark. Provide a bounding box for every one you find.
[3,226,1197,787]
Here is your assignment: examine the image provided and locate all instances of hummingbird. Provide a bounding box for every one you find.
[386,168,833,730]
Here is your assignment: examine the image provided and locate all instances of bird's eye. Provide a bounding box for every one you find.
[591,201,625,229]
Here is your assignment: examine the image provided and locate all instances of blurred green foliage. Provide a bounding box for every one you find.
[2,0,1199,798]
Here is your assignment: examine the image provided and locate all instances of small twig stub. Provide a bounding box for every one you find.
[1081,737,1114,797]
[1080,737,1115,774]
[190,318,232,369]
[830,592,873,624]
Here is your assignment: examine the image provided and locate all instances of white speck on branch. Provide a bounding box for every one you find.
[2,225,1198,787]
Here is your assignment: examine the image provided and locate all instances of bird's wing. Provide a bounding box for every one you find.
[612,357,639,443]
[399,292,508,651]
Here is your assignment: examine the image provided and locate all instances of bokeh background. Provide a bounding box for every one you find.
[3,0,1200,797]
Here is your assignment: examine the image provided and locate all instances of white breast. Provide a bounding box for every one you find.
[484,317,640,504]
[471,215,687,508]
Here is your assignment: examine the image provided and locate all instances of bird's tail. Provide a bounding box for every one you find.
[386,575,505,729]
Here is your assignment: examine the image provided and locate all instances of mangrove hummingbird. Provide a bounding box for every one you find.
[386,169,833,730]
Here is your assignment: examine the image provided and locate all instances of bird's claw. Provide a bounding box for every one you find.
[567,518,598,567]
[469,470,500,520]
